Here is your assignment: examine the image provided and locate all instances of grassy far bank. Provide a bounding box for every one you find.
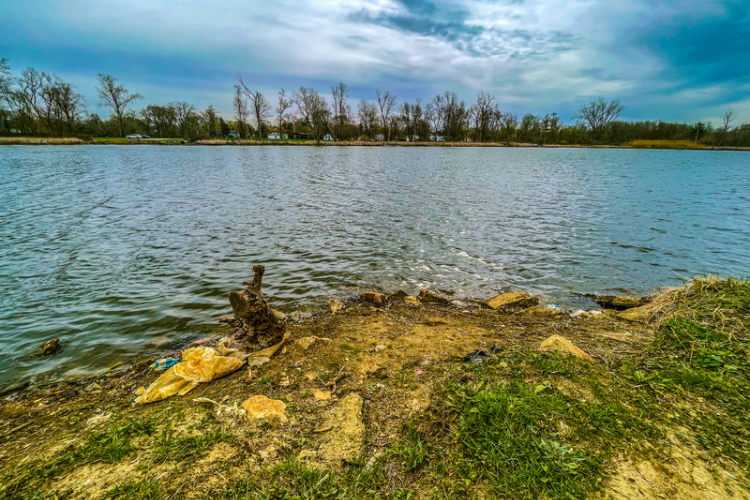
[0,276,749,499]
[627,139,709,150]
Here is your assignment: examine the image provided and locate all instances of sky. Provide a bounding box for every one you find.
[2,0,749,124]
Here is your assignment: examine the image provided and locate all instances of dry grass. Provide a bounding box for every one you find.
[0,137,84,145]
[626,277,750,341]
[627,139,708,150]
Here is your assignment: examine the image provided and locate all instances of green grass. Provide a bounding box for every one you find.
[0,417,157,499]
[151,427,234,462]
[621,277,750,469]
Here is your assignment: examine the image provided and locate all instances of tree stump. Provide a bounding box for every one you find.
[227,265,285,349]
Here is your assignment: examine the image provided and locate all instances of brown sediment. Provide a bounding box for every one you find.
[0,282,746,499]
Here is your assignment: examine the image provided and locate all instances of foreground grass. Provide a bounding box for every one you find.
[627,139,708,150]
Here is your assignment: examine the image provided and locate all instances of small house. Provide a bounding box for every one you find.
[227,130,240,139]
[323,133,334,141]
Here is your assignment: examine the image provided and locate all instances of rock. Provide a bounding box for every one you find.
[289,311,313,322]
[85,383,102,392]
[617,305,653,323]
[485,291,539,310]
[584,294,646,310]
[329,299,345,314]
[404,296,420,307]
[313,389,331,400]
[296,336,330,351]
[424,317,448,326]
[40,338,61,356]
[418,288,451,305]
[374,344,387,352]
[571,310,590,318]
[190,338,209,347]
[315,393,365,466]
[517,306,566,317]
[272,309,286,321]
[242,395,288,424]
[388,290,408,302]
[539,335,593,361]
[359,291,386,305]
[297,337,317,350]
[450,300,466,307]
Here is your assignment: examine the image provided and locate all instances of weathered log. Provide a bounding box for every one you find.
[227,265,286,349]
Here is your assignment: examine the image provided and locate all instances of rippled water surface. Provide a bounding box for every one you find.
[1,145,749,386]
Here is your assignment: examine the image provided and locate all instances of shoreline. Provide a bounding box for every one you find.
[2,277,749,499]
[2,137,748,151]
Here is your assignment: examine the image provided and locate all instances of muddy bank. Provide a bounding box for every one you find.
[1,279,749,499]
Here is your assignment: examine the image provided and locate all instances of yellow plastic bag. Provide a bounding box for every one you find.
[136,346,245,404]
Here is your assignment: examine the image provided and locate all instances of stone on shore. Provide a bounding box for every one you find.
[617,305,653,323]
[40,338,61,356]
[312,392,365,466]
[588,294,646,310]
[539,335,593,361]
[404,296,420,307]
[485,291,539,310]
[329,299,345,314]
[418,288,451,305]
[242,396,288,424]
[359,291,386,305]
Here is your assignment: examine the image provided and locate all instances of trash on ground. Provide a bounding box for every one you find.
[136,346,245,404]
[151,358,180,370]
[136,335,287,404]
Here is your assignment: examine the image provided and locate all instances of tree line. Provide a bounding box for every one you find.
[1,59,749,147]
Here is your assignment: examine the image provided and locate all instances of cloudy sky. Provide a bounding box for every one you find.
[2,0,748,124]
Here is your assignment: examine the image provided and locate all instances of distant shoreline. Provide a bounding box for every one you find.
[1,137,748,151]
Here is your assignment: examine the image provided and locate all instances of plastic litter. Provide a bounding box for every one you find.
[151,358,180,370]
[136,336,286,404]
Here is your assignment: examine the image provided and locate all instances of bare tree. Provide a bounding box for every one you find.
[376,89,396,141]
[357,100,378,139]
[331,82,350,140]
[96,74,142,137]
[202,105,218,139]
[236,74,271,139]
[233,84,249,138]
[574,97,623,141]
[717,109,735,147]
[276,89,292,140]
[293,87,330,144]
[473,91,495,142]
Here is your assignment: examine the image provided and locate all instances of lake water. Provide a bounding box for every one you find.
[1,145,749,387]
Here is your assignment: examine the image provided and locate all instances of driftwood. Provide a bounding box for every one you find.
[226,265,286,349]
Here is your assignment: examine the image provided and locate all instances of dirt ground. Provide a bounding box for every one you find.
[0,289,746,499]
